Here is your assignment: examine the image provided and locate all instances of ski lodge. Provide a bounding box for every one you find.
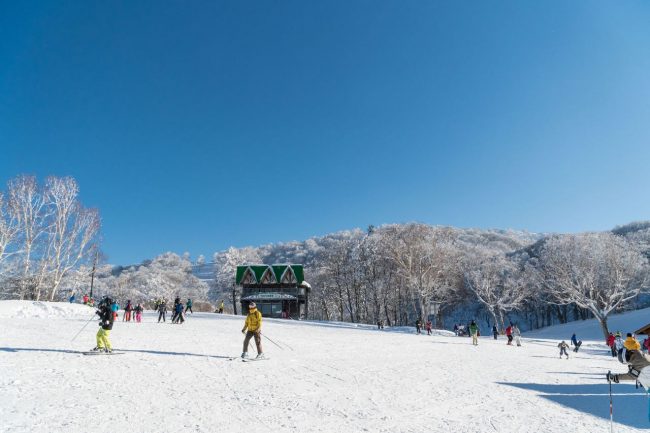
[236,264,310,319]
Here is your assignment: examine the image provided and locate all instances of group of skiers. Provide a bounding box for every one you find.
[122,300,144,322]
[606,331,650,391]
[415,318,433,335]
[154,297,193,323]
[89,294,265,360]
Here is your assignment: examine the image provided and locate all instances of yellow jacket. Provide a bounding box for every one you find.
[243,308,262,332]
[624,337,641,351]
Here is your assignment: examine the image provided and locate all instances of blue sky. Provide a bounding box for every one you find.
[1,1,649,265]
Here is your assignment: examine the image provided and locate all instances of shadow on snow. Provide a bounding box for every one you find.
[0,346,233,359]
[499,382,648,429]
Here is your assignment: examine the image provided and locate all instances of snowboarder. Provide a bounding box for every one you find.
[123,300,133,322]
[469,320,479,346]
[570,333,582,352]
[505,324,513,345]
[558,341,569,359]
[415,318,422,335]
[186,298,193,314]
[492,325,498,340]
[513,325,522,347]
[92,297,114,352]
[606,347,650,392]
[241,302,264,359]
[425,320,432,335]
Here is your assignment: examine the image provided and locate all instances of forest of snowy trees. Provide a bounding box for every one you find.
[209,223,650,338]
[1,175,648,337]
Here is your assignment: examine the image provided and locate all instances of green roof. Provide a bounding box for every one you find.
[236,264,304,285]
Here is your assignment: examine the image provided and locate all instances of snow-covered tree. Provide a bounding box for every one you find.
[537,233,649,339]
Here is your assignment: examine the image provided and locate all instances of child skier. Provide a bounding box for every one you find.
[241,302,264,359]
[92,298,114,352]
[134,303,143,323]
[558,341,569,359]
[469,320,479,346]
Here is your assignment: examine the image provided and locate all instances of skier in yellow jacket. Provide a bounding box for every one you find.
[241,302,264,359]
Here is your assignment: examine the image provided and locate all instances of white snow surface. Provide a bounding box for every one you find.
[1,301,649,433]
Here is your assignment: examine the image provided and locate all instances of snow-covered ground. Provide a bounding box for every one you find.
[1,301,648,433]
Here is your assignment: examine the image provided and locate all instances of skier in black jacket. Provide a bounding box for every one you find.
[158,300,167,323]
[92,297,114,352]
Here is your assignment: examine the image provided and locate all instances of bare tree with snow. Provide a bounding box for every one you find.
[537,232,649,340]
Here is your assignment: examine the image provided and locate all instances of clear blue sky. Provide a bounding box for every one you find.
[1,1,649,265]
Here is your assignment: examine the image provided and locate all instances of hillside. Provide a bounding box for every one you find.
[1,301,648,433]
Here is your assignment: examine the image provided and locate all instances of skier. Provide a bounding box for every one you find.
[92,297,114,352]
[513,324,522,347]
[643,337,650,354]
[69,293,76,303]
[241,302,264,359]
[469,320,479,346]
[606,347,650,391]
[606,332,616,357]
[123,300,133,322]
[83,293,89,305]
[614,332,624,355]
[492,325,498,340]
[505,324,513,345]
[624,333,640,351]
[157,299,167,323]
[558,341,570,359]
[218,300,224,314]
[111,300,119,321]
[415,318,422,335]
[425,320,432,336]
[186,298,193,314]
[172,302,185,324]
[134,303,143,323]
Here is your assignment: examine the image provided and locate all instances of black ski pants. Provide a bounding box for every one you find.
[158,311,166,322]
[186,306,193,314]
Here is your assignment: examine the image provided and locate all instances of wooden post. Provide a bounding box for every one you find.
[232,282,238,315]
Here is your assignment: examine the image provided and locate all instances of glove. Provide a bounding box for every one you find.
[606,372,619,383]
[242,329,246,334]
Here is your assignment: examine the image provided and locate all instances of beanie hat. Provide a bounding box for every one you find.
[249,302,257,309]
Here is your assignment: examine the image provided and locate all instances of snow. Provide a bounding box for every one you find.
[1,301,649,433]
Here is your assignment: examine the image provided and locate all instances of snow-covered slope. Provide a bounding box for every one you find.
[1,301,648,433]
[525,307,650,341]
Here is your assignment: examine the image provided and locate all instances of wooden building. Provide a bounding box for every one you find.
[236,264,310,319]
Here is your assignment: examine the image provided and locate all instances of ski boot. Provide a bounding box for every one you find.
[90,347,102,352]
[241,352,248,359]
[256,353,265,360]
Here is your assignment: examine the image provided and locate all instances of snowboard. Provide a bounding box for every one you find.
[82,351,124,356]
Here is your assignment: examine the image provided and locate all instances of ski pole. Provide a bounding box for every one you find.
[71,312,97,342]
[260,332,285,351]
[608,371,614,433]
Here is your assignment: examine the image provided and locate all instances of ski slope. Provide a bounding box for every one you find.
[1,301,648,433]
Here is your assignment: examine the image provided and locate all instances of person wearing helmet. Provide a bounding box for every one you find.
[241,302,264,359]
[92,297,114,352]
[558,341,570,359]
[607,345,650,390]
